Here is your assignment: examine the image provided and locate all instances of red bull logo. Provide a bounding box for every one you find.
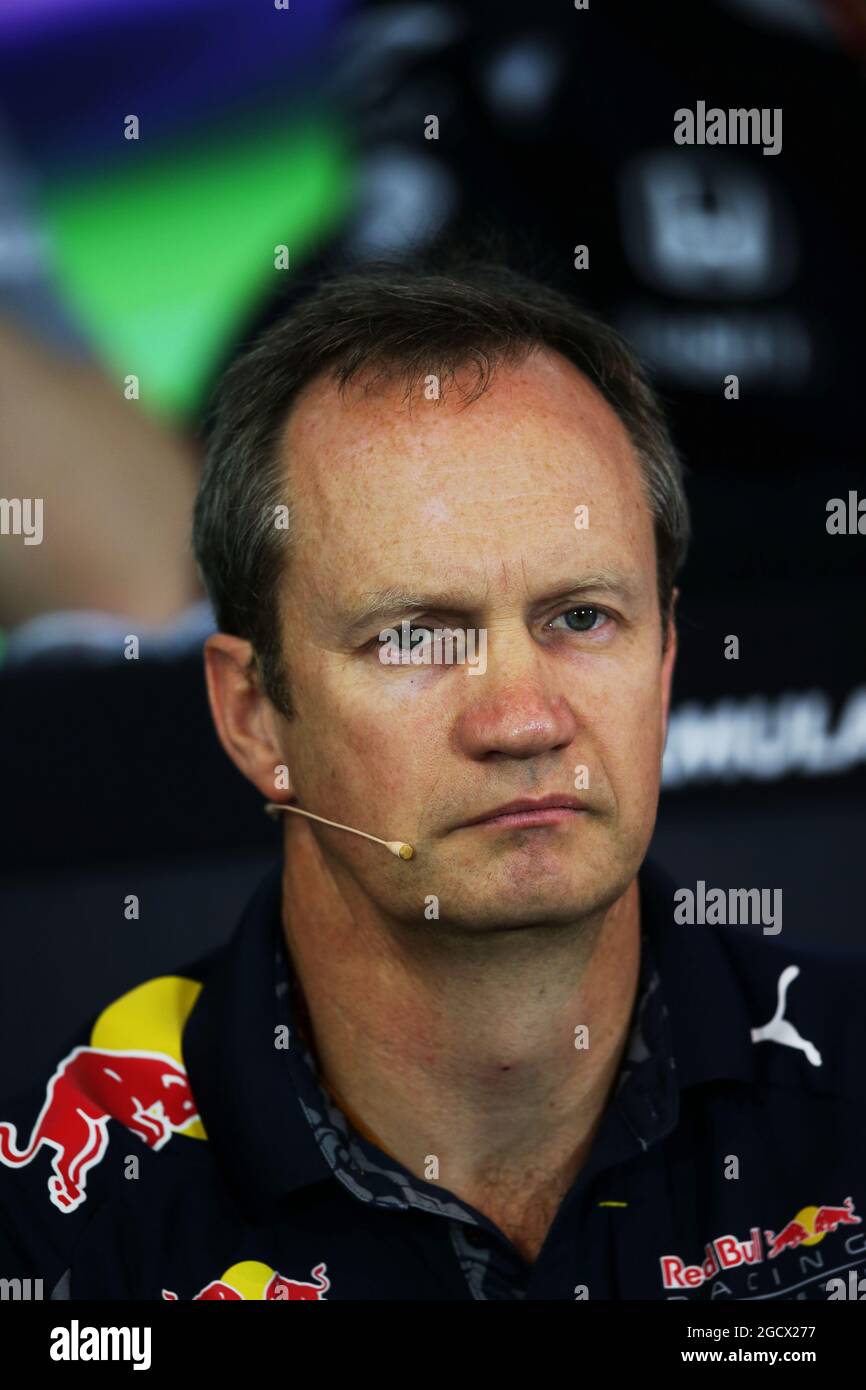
[661,1196,861,1289]
[0,1046,200,1213]
[162,1261,330,1301]
[0,975,206,1214]
[765,1196,860,1258]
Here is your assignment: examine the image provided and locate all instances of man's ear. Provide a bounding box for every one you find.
[202,633,292,800]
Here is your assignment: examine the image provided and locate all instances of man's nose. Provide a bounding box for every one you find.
[455,626,578,761]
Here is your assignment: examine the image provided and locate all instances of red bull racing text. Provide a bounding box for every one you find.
[661,1198,862,1291]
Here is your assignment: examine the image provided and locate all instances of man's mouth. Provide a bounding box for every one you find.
[456,795,588,831]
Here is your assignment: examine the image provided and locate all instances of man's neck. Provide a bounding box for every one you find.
[280,834,642,1252]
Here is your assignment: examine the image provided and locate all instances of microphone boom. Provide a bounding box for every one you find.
[264,802,414,860]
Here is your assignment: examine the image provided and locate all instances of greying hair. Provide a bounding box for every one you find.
[193,255,690,717]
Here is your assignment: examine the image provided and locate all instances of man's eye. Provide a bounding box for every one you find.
[549,606,609,634]
[374,625,439,656]
[398,625,435,650]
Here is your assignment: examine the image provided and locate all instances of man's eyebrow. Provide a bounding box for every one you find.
[338,572,643,640]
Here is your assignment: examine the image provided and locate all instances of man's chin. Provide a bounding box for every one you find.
[428,888,614,934]
[428,861,632,933]
[441,824,642,928]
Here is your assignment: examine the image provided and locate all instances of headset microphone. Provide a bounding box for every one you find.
[264,801,415,860]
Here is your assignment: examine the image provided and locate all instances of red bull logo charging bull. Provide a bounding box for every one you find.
[0,1046,200,1213]
[0,976,205,1213]
[661,1197,861,1290]
[764,1196,860,1258]
[162,1261,330,1301]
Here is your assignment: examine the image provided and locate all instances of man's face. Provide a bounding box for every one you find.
[272,346,677,930]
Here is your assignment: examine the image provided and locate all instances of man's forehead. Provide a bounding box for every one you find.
[277,349,655,621]
[280,346,637,490]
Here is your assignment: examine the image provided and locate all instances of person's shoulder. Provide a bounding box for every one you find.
[715,920,866,1102]
[0,945,219,1288]
[718,917,866,993]
[640,855,866,1103]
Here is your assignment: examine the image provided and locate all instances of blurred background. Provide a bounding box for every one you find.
[0,0,863,1097]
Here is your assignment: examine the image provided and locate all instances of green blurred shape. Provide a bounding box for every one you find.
[41,115,354,420]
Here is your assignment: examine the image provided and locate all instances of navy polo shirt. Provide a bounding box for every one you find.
[1,855,865,1301]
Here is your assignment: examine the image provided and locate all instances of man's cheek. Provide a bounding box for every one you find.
[340,716,410,801]
[593,693,663,794]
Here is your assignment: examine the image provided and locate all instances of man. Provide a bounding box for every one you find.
[1,259,864,1301]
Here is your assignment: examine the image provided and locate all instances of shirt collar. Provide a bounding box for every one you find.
[182,853,755,1211]
[182,862,331,1211]
[638,855,756,1091]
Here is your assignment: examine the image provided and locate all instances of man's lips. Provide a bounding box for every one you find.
[456,795,588,830]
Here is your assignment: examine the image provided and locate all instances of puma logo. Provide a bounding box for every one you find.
[750,965,821,1067]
